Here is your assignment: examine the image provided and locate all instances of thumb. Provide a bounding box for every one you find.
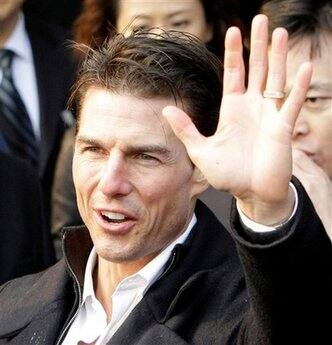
[162,106,206,152]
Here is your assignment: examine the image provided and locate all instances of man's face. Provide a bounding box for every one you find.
[0,0,23,23]
[288,33,332,178]
[73,87,206,264]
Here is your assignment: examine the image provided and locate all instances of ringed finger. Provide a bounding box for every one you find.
[263,28,288,108]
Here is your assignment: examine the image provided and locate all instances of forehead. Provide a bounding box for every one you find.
[118,0,203,17]
[79,87,178,146]
[286,33,332,92]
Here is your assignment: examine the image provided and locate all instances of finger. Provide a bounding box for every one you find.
[264,28,288,107]
[281,62,312,128]
[247,14,269,92]
[162,105,206,153]
[223,27,245,95]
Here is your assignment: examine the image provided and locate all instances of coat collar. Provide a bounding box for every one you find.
[143,200,238,323]
[0,226,91,338]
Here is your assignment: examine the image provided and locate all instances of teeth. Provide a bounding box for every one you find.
[101,211,126,220]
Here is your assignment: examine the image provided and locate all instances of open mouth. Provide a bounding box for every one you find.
[100,211,129,223]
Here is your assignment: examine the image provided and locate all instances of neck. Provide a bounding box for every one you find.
[0,12,20,47]
[93,254,156,321]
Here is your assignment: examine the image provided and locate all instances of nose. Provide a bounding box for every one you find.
[292,111,310,140]
[98,152,133,197]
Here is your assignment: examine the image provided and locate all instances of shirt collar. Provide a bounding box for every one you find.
[82,213,197,302]
[4,12,32,63]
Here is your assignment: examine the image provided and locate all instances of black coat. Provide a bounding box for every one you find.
[0,152,54,285]
[0,179,331,345]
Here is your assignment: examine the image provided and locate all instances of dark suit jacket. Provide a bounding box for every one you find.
[0,179,331,344]
[25,15,76,225]
[0,152,55,285]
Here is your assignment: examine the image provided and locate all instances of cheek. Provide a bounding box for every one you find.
[143,169,193,206]
[315,118,332,152]
[72,157,101,202]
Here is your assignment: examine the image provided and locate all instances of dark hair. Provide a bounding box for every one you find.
[74,0,118,49]
[73,0,244,57]
[69,31,222,137]
[261,0,332,51]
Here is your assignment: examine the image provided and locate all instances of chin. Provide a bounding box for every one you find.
[95,243,145,263]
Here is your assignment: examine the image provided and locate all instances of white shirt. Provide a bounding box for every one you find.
[1,12,40,138]
[62,187,298,345]
[62,215,197,345]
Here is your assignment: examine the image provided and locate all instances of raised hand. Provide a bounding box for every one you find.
[163,15,312,225]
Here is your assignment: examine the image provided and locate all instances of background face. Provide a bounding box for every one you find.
[0,0,24,23]
[116,0,212,43]
[287,33,332,178]
[73,88,203,265]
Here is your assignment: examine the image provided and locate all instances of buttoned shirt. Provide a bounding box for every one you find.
[0,12,40,138]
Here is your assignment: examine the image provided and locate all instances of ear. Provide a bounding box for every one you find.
[190,166,209,197]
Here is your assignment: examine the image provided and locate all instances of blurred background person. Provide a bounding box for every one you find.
[23,0,264,36]
[261,0,332,237]
[0,0,76,234]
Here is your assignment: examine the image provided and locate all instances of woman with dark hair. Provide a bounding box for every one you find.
[73,0,245,56]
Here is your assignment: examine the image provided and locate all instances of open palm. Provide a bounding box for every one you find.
[163,15,312,221]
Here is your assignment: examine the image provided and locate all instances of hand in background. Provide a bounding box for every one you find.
[293,149,332,238]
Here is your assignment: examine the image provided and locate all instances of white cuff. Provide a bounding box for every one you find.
[236,183,298,233]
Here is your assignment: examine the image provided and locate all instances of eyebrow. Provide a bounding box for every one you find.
[165,10,191,19]
[126,144,171,156]
[76,136,103,147]
[76,136,171,156]
[308,82,332,92]
[133,10,190,21]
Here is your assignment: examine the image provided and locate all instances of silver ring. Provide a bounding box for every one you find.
[263,90,286,99]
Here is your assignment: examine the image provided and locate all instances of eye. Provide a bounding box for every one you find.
[305,97,318,103]
[138,153,158,161]
[304,97,331,110]
[85,146,99,152]
[171,20,190,29]
[80,146,104,155]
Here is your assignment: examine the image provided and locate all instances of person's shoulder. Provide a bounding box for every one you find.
[24,14,72,46]
[0,269,44,298]
[23,14,77,82]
